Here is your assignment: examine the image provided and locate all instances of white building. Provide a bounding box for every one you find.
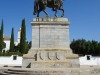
[2,28,21,52]
[79,55,100,67]
[2,36,10,52]
[0,55,22,67]
[17,28,21,44]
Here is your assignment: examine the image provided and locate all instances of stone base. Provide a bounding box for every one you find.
[22,48,79,68]
[31,60,79,68]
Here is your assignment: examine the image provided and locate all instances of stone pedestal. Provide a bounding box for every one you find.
[22,17,79,71]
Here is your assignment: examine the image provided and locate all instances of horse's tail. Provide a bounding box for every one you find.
[33,0,38,15]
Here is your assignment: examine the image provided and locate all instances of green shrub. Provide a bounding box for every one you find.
[0,52,23,56]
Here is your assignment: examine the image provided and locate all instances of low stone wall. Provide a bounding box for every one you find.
[0,55,22,67]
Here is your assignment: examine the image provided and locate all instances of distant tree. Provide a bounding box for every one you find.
[0,20,4,51]
[14,43,20,52]
[2,41,6,51]
[1,20,4,45]
[25,41,29,53]
[70,39,100,56]
[85,41,91,54]
[90,40,99,56]
[28,41,32,49]
[9,28,14,52]
[20,19,26,54]
[96,43,100,56]
[0,30,2,52]
[15,41,31,54]
[91,40,98,55]
[70,39,86,55]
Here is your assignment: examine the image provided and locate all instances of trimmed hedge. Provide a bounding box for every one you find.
[0,52,23,56]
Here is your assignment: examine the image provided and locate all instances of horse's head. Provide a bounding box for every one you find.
[33,0,38,15]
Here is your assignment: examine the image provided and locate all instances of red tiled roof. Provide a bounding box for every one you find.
[3,36,10,40]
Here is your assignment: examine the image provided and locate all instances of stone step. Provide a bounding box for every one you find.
[4,70,28,75]
[0,72,18,75]
[0,73,8,75]
[8,69,29,72]
[4,71,63,75]
[1,67,100,75]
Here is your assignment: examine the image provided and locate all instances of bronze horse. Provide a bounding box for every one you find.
[33,0,64,17]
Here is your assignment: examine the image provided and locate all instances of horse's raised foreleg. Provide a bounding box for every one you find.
[43,10,49,17]
[55,9,58,17]
[59,8,64,17]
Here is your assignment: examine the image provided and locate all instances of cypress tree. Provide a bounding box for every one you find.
[28,41,32,49]
[0,29,2,52]
[9,28,14,52]
[1,20,4,44]
[0,20,4,51]
[20,19,26,54]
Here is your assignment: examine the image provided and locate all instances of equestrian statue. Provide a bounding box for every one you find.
[33,0,64,17]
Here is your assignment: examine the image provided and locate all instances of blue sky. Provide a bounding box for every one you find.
[0,0,100,42]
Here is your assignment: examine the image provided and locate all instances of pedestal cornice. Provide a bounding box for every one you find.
[31,17,70,26]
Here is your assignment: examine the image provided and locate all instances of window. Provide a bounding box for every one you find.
[3,50,5,53]
[13,56,17,60]
[87,56,90,60]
